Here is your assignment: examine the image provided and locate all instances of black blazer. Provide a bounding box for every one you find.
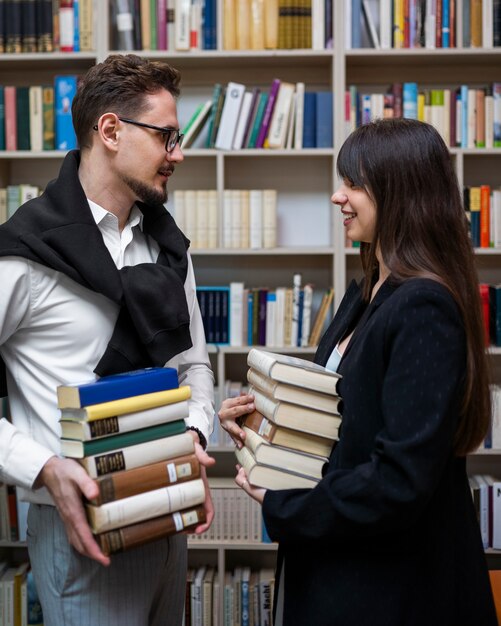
[262,278,497,626]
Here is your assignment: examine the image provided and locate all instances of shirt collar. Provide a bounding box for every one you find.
[87,199,144,231]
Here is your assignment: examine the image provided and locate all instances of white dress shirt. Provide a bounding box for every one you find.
[0,200,214,505]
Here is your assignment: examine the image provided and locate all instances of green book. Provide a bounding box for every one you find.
[247,92,268,149]
[150,0,157,50]
[16,86,30,150]
[60,418,187,459]
[207,86,226,148]
[182,102,204,135]
[205,83,222,148]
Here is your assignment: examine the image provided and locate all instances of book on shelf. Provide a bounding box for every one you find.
[96,505,206,556]
[247,368,340,415]
[250,387,341,440]
[57,366,179,408]
[60,418,187,459]
[90,452,201,505]
[243,426,328,480]
[54,75,77,151]
[215,81,246,150]
[59,385,191,422]
[60,399,190,441]
[235,444,319,490]
[86,477,206,533]
[247,348,340,396]
[243,410,334,457]
[79,430,195,478]
[182,99,213,148]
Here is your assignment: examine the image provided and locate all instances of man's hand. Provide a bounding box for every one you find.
[218,393,255,449]
[187,430,216,534]
[35,456,111,566]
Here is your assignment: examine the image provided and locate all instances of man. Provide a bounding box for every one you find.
[0,54,215,625]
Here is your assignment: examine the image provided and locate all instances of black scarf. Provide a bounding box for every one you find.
[0,150,192,397]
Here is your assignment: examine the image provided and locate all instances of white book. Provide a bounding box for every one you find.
[492,190,501,249]
[175,0,191,50]
[230,282,245,346]
[344,0,352,49]
[190,0,202,50]
[29,86,43,152]
[223,189,233,248]
[262,189,277,248]
[173,189,185,232]
[232,91,254,149]
[379,0,391,49]
[312,0,325,49]
[285,92,296,149]
[207,190,218,248]
[483,0,493,48]
[196,189,209,248]
[290,272,302,346]
[86,477,205,532]
[231,189,242,248]
[249,189,263,249]
[59,2,75,49]
[274,287,286,347]
[80,431,195,478]
[215,82,246,150]
[240,189,250,248]
[493,479,501,549]
[294,82,305,149]
[184,189,197,246]
[265,292,276,347]
[267,82,295,149]
[167,0,176,50]
[300,283,313,347]
[425,0,436,49]
[362,0,380,48]
[19,184,39,204]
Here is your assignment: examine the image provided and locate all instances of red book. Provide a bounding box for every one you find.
[479,284,490,346]
[59,0,74,52]
[157,0,167,50]
[480,185,491,248]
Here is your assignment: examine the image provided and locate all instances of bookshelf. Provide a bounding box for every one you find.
[1,0,501,622]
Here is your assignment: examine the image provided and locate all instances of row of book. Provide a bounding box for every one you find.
[345,83,501,149]
[184,80,333,151]
[0,185,40,224]
[0,562,43,626]
[172,188,278,250]
[0,77,78,152]
[0,0,93,54]
[109,0,332,52]
[57,367,207,556]
[196,279,334,348]
[184,565,275,626]
[465,185,501,249]
[235,348,340,491]
[353,0,501,49]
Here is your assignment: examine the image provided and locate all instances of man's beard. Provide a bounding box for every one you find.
[121,173,168,206]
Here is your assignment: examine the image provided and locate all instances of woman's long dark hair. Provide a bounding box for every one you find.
[337,118,490,455]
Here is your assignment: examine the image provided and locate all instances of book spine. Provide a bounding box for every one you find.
[256,79,281,148]
[86,477,206,532]
[54,75,78,151]
[96,505,206,555]
[92,453,201,504]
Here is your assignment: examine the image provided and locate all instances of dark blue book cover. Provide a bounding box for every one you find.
[57,367,179,408]
[315,91,333,148]
[489,285,501,346]
[302,92,317,148]
[470,211,480,248]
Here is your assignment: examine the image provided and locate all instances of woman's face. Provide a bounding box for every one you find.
[331,179,377,244]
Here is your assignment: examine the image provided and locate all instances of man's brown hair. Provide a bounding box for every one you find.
[72,54,181,150]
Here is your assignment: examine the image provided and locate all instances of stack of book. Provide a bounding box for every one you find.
[57,367,206,556]
[235,349,341,489]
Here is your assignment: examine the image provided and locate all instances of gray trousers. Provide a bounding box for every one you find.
[27,504,187,626]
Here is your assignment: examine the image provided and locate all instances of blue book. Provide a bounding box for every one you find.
[403,82,418,119]
[315,91,333,148]
[489,285,501,346]
[196,286,231,344]
[351,0,362,48]
[302,92,317,148]
[442,0,450,48]
[54,75,78,150]
[73,0,80,51]
[460,85,468,149]
[56,367,179,408]
[247,291,254,345]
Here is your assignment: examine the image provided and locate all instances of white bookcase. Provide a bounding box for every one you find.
[1,0,501,619]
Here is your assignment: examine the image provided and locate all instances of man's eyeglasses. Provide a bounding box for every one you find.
[93,117,184,153]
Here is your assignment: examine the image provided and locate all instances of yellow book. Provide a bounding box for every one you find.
[265,0,279,48]
[59,386,192,422]
[250,0,265,49]
[417,92,425,122]
[223,0,236,49]
[393,0,404,48]
[236,0,251,49]
[79,0,94,51]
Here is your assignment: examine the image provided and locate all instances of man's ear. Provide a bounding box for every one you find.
[95,113,120,150]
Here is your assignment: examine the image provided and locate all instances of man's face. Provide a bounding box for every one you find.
[116,89,184,205]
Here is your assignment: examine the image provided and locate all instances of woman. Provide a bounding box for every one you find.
[218,118,497,625]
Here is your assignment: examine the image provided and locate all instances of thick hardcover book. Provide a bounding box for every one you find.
[90,452,201,505]
[247,368,340,414]
[60,399,190,441]
[60,385,191,422]
[57,367,179,408]
[250,387,341,439]
[96,505,206,555]
[243,427,327,479]
[61,419,187,459]
[235,445,318,490]
[21,0,37,51]
[255,78,281,148]
[86,477,206,532]
[16,87,31,151]
[247,348,340,396]
[80,431,195,478]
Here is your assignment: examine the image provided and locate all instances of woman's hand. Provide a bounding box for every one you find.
[218,393,255,449]
[235,465,266,505]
